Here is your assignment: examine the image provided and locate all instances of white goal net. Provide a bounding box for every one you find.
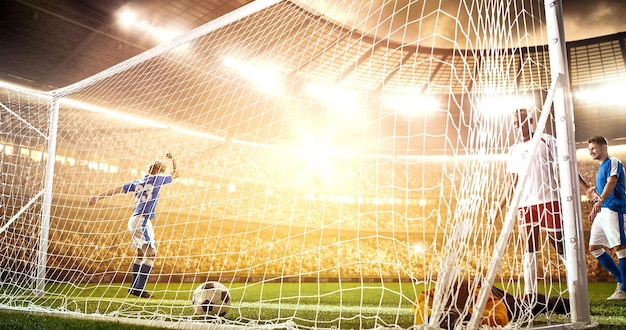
[0,0,592,329]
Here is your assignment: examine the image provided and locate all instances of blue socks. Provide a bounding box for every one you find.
[597,252,623,283]
[131,263,141,288]
[132,264,153,291]
[619,258,626,291]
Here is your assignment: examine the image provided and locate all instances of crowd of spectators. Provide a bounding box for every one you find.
[1,126,620,285]
[0,99,620,284]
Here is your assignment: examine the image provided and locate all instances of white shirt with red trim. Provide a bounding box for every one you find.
[506,133,560,207]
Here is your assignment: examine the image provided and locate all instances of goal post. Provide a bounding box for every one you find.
[36,96,60,297]
[0,0,599,329]
[544,0,591,323]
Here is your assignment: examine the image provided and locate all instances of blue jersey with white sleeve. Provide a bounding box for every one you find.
[123,174,173,219]
[596,156,626,213]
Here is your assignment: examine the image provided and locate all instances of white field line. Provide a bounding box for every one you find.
[236,301,414,315]
[4,295,414,315]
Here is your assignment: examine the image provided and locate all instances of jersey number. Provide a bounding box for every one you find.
[135,183,155,203]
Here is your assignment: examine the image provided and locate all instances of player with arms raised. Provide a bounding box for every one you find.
[88,152,179,298]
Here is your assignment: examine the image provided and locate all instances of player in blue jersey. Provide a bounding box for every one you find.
[585,136,626,300]
[88,152,178,298]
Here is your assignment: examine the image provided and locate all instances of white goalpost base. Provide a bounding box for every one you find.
[0,0,594,329]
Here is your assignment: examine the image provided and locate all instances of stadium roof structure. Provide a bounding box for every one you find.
[0,0,625,149]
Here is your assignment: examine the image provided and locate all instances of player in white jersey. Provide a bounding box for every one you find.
[492,109,590,300]
[88,152,179,298]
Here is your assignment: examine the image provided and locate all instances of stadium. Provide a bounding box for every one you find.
[1,0,626,329]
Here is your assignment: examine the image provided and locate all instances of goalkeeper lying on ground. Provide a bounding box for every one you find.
[414,280,570,328]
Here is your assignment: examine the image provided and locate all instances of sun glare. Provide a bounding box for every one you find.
[575,81,626,104]
[60,99,169,129]
[477,95,534,116]
[223,57,283,93]
[305,82,362,114]
[116,8,183,43]
[384,92,440,114]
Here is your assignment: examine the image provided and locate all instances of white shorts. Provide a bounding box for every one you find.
[128,214,156,250]
[589,208,626,248]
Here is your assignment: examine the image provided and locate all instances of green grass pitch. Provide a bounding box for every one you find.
[1,281,625,329]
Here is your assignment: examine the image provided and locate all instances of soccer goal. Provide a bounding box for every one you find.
[0,0,592,329]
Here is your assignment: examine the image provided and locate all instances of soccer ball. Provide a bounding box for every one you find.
[192,281,231,317]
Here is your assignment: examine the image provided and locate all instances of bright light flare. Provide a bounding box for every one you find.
[477,95,533,116]
[61,98,168,129]
[409,243,426,255]
[223,57,283,93]
[171,127,225,141]
[289,135,337,183]
[0,80,48,95]
[384,93,440,114]
[575,81,626,104]
[118,9,137,27]
[305,82,361,113]
[152,27,184,43]
[116,8,183,44]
